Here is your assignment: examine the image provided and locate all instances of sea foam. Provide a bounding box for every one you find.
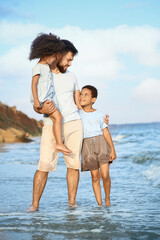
[113,135,126,141]
[143,164,160,186]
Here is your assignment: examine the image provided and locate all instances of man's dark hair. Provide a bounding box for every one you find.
[29,33,65,60]
[82,85,98,98]
[61,39,78,56]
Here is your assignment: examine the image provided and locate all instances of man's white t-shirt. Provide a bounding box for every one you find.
[44,71,80,124]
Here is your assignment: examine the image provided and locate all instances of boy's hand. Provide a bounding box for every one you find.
[77,104,83,110]
[109,150,117,162]
[104,114,110,125]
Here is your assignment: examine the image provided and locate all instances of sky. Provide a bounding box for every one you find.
[0,0,160,124]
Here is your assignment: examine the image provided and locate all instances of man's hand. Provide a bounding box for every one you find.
[104,114,110,125]
[33,100,56,115]
[42,100,56,115]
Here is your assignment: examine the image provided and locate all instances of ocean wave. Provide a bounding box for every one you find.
[113,135,126,142]
[132,152,159,164]
[0,212,24,217]
[91,229,102,233]
[0,160,37,165]
[133,155,154,164]
[143,164,160,187]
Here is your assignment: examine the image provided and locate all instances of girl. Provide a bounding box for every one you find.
[29,33,71,155]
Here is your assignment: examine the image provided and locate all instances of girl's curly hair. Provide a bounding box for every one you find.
[29,33,65,60]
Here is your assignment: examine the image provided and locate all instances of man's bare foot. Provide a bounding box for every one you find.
[56,144,72,156]
[27,205,38,212]
[105,197,111,207]
[69,203,78,208]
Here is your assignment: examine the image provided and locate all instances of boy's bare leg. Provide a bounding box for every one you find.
[67,168,79,206]
[90,169,102,206]
[28,170,48,212]
[50,110,72,155]
[100,163,111,207]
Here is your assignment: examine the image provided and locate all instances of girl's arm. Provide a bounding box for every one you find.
[74,90,82,110]
[32,75,41,109]
[103,127,117,162]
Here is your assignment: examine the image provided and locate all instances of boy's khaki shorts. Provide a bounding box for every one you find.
[38,119,83,172]
[81,135,111,171]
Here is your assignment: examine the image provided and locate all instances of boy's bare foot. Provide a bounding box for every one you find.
[56,144,72,156]
[105,197,111,207]
[98,203,103,207]
[27,205,38,212]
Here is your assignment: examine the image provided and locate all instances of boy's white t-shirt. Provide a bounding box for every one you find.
[79,109,108,138]
[44,71,80,124]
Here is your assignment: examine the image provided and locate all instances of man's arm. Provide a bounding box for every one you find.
[74,90,82,110]
[33,100,56,115]
[103,127,116,162]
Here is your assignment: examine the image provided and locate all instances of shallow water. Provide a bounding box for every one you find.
[0,123,160,240]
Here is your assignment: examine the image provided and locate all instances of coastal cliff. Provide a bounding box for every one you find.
[0,102,42,143]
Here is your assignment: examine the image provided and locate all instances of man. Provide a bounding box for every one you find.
[28,39,109,212]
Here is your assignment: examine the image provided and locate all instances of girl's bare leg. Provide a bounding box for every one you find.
[90,169,102,206]
[100,163,111,206]
[50,109,72,155]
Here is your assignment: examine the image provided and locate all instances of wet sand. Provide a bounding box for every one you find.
[0,143,9,153]
[0,144,5,152]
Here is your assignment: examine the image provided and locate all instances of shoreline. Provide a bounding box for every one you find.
[0,135,40,147]
[0,143,7,153]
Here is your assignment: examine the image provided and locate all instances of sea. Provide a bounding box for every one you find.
[0,122,160,240]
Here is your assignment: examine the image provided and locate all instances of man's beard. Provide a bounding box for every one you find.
[57,63,67,73]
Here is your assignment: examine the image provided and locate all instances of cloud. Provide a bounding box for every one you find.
[132,78,160,104]
[0,22,160,122]
[51,25,160,79]
[1,23,160,77]
[0,21,47,44]
[0,44,32,80]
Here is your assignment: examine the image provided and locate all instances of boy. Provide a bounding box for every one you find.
[79,85,116,207]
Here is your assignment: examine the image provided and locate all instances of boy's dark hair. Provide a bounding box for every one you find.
[82,85,98,98]
[29,33,65,60]
[61,39,78,56]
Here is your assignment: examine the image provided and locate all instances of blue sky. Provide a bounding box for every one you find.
[1,0,160,29]
[0,0,160,124]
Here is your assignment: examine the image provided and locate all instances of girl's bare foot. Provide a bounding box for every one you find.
[56,144,72,155]
[105,197,111,207]
[98,203,103,207]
